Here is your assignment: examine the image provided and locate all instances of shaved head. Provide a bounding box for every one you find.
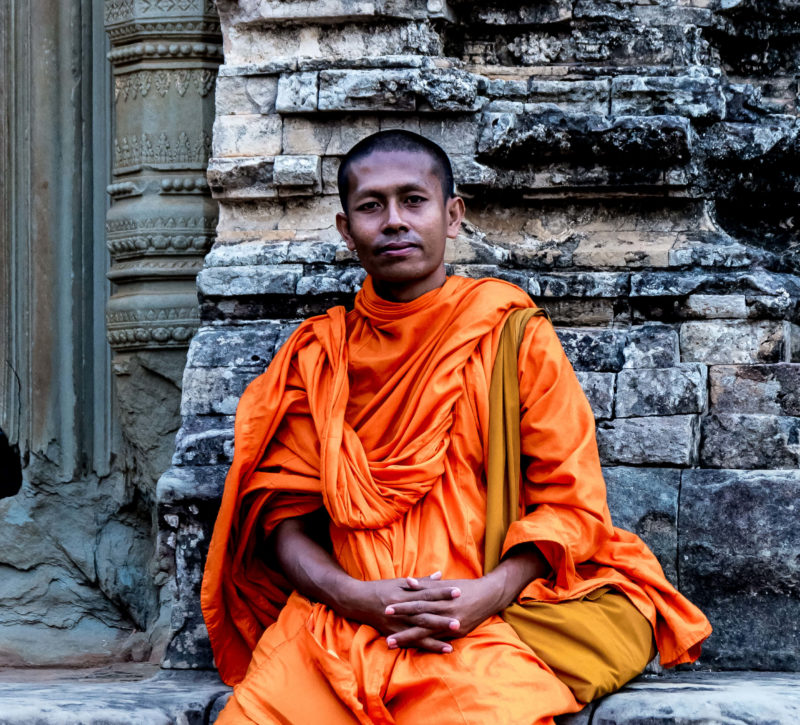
[338,130,454,212]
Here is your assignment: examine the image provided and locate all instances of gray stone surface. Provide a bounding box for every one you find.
[680,320,789,364]
[273,154,322,188]
[276,72,319,113]
[597,416,699,466]
[556,329,627,372]
[680,470,800,670]
[623,324,680,369]
[0,668,229,725]
[590,672,800,725]
[575,371,615,420]
[709,364,800,415]
[615,365,707,418]
[700,414,800,468]
[603,467,680,582]
[181,366,263,416]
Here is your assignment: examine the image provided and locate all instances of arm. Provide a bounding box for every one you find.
[268,511,461,652]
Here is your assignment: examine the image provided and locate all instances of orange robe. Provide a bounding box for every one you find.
[202,275,711,724]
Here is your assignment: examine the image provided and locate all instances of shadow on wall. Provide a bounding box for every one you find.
[0,429,22,499]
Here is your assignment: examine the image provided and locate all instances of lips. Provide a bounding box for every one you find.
[375,239,421,256]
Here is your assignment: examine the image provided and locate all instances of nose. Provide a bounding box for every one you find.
[382,199,408,234]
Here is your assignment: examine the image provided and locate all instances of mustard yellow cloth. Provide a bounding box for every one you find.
[486,308,656,703]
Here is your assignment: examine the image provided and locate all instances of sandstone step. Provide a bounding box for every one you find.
[0,668,797,724]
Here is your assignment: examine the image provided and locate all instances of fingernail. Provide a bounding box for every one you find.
[443,645,453,654]
[407,577,419,587]
[430,571,442,580]
[387,638,397,649]
[385,606,395,615]
[451,588,461,598]
[449,619,460,631]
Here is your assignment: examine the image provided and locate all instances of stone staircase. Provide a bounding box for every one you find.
[0,668,798,724]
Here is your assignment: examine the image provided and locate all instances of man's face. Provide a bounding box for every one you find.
[336,150,465,302]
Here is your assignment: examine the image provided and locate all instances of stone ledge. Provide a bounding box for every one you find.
[0,670,796,724]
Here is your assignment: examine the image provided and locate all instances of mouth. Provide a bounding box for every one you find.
[375,240,421,257]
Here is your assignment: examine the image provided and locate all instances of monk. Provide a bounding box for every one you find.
[202,130,711,724]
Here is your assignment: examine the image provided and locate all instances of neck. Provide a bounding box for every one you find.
[372,267,447,303]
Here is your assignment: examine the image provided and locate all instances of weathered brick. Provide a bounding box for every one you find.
[680,470,800,669]
[186,324,282,369]
[276,72,319,112]
[681,294,748,319]
[206,157,276,199]
[709,364,800,415]
[215,75,279,116]
[596,415,699,466]
[603,467,680,581]
[273,155,322,187]
[572,233,675,268]
[680,320,789,364]
[615,364,707,418]
[556,328,627,371]
[172,415,235,467]
[701,413,800,468]
[575,371,615,419]
[319,69,418,111]
[537,272,629,298]
[197,265,303,297]
[611,75,725,119]
[283,115,380,155]
[622,323,680,368]
[212,115,283,157]
[181,366,262,416]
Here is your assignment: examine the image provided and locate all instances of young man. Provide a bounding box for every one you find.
[202,131,711,724]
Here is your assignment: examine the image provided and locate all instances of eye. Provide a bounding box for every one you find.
[356,200,380,211]
[406,195,426,205]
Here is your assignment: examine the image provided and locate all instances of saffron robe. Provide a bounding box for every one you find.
[202,275,711,724]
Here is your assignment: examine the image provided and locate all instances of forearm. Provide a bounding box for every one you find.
[489,543,550,610]
[269,516,361,615]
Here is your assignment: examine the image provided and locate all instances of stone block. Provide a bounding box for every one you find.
[622,324,680,368]
[172,416,235,467]
[709,364,800,415]
[295,266,367,295]
[603,467,680,581]
[0,670,232,724]
[276,72,319,112]
[670,235,760,268]
[537,272,629,298]
[700,413,800,468]
[418,117,481,155]
[157,465,229,505]
[283,115,380,155]
[527,79,610,114]
[206,157,276,199]
[319,69,418,111]
[575,371,615,419]
[188,325,277,371]
[591,673,800,723]
[572,233,675,268]
[180,366,263,416]
[615,364,707,418]
[611,75,725,119]
[630,270,713,297]
[596,416,699,466]
[197,264,303,297]
[681,293,748,319]
[544,300,616,326]
[555,328,627,371]
[680,470,800,669]
[273,155,322,187]
[680,320,789,364]
[212,114,283,157]
[215,75,278,115]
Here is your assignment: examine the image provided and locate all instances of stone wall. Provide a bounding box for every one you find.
[158,0,800,671]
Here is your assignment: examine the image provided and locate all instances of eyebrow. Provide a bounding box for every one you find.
[352,183,430,200]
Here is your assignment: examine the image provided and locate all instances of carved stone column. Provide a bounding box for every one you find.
[104,1,221,498]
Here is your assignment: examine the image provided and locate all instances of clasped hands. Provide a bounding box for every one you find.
[338,570,511,654]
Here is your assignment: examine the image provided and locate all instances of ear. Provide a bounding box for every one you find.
[445,196,466,239]
[336,212,356,251]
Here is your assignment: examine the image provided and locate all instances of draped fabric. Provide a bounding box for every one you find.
[201,275,710,722]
